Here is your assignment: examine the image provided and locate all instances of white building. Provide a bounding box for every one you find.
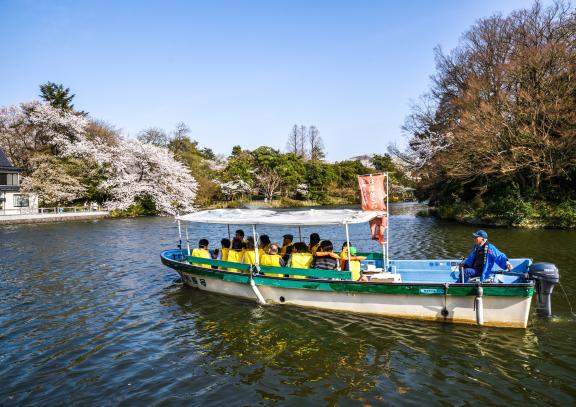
[0,148,38,215]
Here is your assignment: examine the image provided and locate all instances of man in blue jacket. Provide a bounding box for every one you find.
[459,230,512,282]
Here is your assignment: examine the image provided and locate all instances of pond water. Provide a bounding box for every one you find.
[1,203,575,405]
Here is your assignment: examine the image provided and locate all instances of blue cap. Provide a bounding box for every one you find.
[472,230,488,239]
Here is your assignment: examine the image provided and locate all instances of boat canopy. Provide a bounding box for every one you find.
[176,209,386,226]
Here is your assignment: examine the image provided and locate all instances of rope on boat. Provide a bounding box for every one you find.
[558,282,576,317]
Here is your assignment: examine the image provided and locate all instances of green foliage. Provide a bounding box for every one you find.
[222,151,255,184]
[551,200,576,227]
[333,160,371,188]
[252,146,280,170]
[371,154,395,172]
[167,135,221,205]
[110,197,157,217]
[39,82,75,110]
[304,161,336,201]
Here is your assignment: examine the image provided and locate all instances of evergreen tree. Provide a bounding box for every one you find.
[39,82,75,110]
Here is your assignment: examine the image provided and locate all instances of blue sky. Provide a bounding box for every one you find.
[0,0,548,160]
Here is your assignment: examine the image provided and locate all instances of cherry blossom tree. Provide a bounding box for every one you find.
[20,154,87,205]
[100,139,197,215]
[0,101,88,171]
[219,179,252,201]
[1,101,198,213]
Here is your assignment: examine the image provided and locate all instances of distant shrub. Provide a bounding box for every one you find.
[553,199,576,227]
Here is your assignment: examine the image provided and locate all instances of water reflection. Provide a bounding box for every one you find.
[161,284,561,405]
[1,207,575,405]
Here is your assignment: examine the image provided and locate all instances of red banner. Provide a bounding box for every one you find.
[369,216,387,244]
[358,174,387,211]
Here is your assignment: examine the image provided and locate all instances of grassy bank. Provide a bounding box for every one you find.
[419,199,576,229]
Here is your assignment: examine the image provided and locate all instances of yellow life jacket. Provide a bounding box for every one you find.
[339,249,361,280]
[221,247,229,262]
[309,242,321,256]
[280,243,293,257]
[339,249,349,270]
[243,250,257,265]
[290,253,313,269]
[191,248,210,267]
[261,254,283,277]
[219,247,230,270]
[349,260,361,281]
[226,249,245,273]
[289,252,313,279]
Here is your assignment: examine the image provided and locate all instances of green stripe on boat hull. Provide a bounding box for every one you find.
[161,254,535,328]
[163,258,534,298]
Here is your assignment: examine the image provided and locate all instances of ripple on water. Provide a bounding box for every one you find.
[1,211,575,405]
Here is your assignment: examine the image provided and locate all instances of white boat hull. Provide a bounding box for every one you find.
[178,270,532,328]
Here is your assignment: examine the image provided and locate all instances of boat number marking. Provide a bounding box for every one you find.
[191,276,198,285]
[199,279,206,287]
[419,288,444,295]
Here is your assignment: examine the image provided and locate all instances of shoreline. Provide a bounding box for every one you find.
[0,211,110,225]
[418,207,576,230]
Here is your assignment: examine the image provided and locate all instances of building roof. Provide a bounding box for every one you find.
[0,148,20,171]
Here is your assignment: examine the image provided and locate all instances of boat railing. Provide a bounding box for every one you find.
[185,255,352,280]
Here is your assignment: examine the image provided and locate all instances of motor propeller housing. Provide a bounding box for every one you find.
[528,262,559,317]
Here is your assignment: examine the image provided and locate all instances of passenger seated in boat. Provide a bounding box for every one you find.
[308,233,321,255]
[288,242,313,275]
[219,238,231,270]
[243,237,258,265]
[259,234,271,254]
[340,245,366,281]
[234,229,246,244]
[261,243,286,277]
[227,238,246,272]
[280,234,294,262]
[311,240,339,270]
[459,230,512,282]
[191,239,211,267]
[220,238,231,262]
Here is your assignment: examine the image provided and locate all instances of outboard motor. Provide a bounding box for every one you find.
[528,262,560,317]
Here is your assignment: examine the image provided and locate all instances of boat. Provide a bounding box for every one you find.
[160,207,560,329]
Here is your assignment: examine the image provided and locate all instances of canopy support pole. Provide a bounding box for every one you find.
[252,224,260,266]
[345,223,352,275]
[185,223,191,256]
[298,226,302,242]
[177,218,183,251]
[385,173,390,271]
[227,224,231,241]
[250,224,265,305]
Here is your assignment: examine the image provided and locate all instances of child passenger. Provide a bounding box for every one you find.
[219,238,231,270]
[289,242,313,269]
[227,238,245,272]
[259,235,271,253]
[191,239,211,267]
[220,238,231,262]
[311,240,339,270]
[261,243,285,277]
[243,237,257,265]
[308,233,321,255]
[287,242,313,279]
[340,245,366,281]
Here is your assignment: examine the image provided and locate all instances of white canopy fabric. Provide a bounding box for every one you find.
[176,208,386,226]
